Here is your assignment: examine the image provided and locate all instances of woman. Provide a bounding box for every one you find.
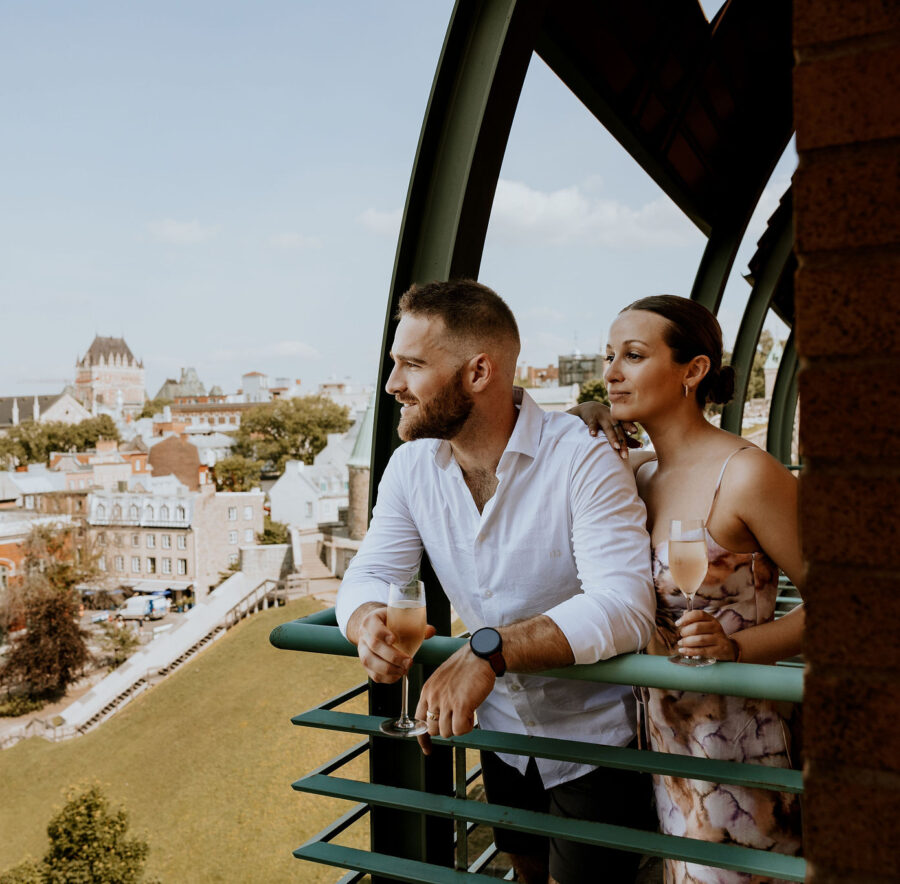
[573,295,803,883]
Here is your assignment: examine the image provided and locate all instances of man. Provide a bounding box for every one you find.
[336,279,655,884]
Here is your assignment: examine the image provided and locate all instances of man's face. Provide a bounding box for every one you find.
[386,314,474,442]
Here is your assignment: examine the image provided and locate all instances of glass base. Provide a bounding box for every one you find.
[669,653,717,667]
[380,717,427,737]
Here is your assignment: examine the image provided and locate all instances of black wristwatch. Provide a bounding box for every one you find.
[470,627,507,676]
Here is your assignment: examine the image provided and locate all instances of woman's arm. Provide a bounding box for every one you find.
[677,450,804,664]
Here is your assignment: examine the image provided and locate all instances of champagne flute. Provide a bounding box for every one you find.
[380,578,428,737]
[667,519,716,667]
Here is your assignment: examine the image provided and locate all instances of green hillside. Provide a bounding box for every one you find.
[0,598,370,882]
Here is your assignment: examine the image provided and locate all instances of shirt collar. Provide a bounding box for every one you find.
[432,389,543,470]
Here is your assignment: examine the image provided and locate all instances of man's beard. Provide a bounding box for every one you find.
[397,365,474,442]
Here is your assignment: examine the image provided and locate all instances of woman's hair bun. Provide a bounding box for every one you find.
[707,364,735,405]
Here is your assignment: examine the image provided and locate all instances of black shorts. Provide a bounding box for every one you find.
[480,745,653,884]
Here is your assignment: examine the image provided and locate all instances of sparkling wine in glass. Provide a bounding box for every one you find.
[380,578,428,737]
[668,519,716,667]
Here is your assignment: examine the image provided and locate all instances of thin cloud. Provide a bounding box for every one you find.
[211,341,321,362]
[270,232,323,250]
[359,207,402,237]
[147,218,221,245]
[489,179,698,248]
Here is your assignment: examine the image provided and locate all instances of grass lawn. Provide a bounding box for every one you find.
[0,598,370,882]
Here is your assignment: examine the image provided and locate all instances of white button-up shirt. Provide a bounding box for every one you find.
[336,391,655,787]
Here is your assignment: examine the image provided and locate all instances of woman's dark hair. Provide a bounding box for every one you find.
[620,295,735,405]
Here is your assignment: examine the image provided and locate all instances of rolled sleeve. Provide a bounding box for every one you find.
[544,441,655,664]
[335,447,425,637]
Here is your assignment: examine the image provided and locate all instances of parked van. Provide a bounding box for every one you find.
[117,594,169,622]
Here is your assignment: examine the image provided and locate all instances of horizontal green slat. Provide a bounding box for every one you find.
[294,775,805,881]
[291,708,802,793]
[296,841,500,883]
[271,617,804,703]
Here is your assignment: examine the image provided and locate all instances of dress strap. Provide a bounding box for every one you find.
[706,447,753,524]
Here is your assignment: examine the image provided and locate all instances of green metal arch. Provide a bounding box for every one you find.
[766,330,798,464]
[720,197,794,437]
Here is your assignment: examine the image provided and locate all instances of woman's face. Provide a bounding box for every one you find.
[603,309,686,423]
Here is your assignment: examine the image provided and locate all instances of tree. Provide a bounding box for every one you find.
[40,785,149,884]
[0,416,119,468]
[233,395,351,473]
[96,621,141,671]
[211,454,263,492]
[747,329,775,400]
[257,516,290,545]
[0,583,91,700]
[577,377,610,407]
[138,397,172,419]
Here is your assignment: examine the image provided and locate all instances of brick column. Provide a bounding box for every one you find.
[794,3,900,881]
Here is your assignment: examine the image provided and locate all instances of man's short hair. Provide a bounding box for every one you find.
[396,279,520,355]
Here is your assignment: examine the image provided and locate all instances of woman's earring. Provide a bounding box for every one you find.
[683,384,689,398]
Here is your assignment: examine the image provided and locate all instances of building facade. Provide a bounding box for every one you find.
[74,336,146,417]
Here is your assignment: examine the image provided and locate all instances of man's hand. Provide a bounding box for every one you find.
[414,645,496,754]
[346,601,436,683]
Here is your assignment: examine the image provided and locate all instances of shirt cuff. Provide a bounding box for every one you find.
[335,580,390,637]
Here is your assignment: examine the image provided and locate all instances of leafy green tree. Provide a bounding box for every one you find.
[0,859,43,884]
[211,454,263,492]
[257,516,290,545]
[577,377,610,407]
[0,416,119,468]
[138,397,172,419]
[747,329,775,400]
[233,395,351,473]
[43,785,150,884]
[96,621,141,671]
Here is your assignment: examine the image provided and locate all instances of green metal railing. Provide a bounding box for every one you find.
[272,607,805,883]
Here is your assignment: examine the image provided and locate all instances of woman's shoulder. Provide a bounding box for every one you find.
[715,439,797,505]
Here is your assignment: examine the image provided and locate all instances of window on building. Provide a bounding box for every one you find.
[162,558,172,574]
[98,532,106,545]
[113,504,122,519]
[114,534,123,547]
[228,531,238,545]
[115,556,125,572]
[177,534,187,550]
[145,505,154,520]
[228,507,237,521]
[97,503,106,519]
[161,534,171,549]
[177,558,187,575]
[305,502,313,518]
[176,506,186,520]
[129,504,139,519]
[0,564,8,591]
[147,534,156,548]
[160,505,170,520]
[131,556,140,573]
[132,534,140,547]
[147,557,156,574]
[243,506,252,520]
[244,529,253,543]
[228,553,239,566]
[98,557,106,572]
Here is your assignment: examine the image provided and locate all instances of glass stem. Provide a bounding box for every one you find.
[399,674,410,726]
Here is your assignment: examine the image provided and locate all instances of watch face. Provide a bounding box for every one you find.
[471,627,501,657]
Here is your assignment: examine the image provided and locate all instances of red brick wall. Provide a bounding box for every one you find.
[794,2,900,880]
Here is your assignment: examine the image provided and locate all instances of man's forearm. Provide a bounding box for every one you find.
[499,614,575,672]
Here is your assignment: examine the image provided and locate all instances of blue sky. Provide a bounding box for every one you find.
[1,1,792,400]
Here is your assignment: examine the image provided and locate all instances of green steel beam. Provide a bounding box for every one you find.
[295,775,806,882]
[296,842,499,884]
[271,618,804,703]
[291,708,802,793]
[767,330,798,464]
[720,204,794,436]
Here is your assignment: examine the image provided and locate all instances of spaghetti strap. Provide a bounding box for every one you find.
[705,447,754,524]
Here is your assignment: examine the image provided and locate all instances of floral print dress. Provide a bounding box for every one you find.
[645,449,802,883]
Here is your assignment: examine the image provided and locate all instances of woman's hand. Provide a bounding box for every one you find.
[675,610,740,661]
[567,401,641,459]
